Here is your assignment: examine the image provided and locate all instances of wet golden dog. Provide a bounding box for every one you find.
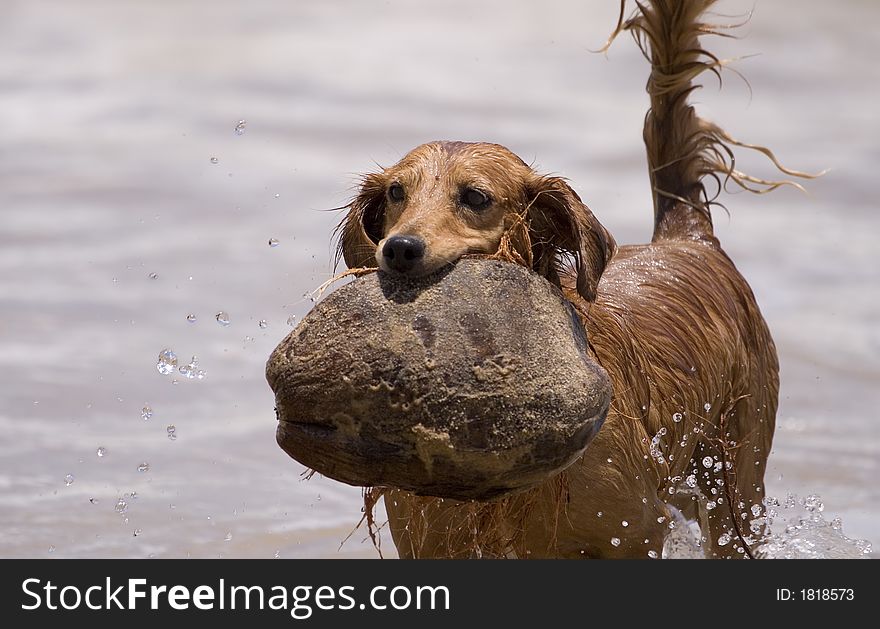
[335,0,811,558]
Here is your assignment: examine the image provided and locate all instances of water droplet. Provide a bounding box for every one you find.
[648,550,658,559]
[186,313,197,323]
[215,311,230,326]
[178,356,206,380]
[64,474,74,486]
[148,272,159,280]
[273,550,281,559]
[166,425,177,441]
[286,315,297,327]
[48,545,56,553]
[657,516,666,523]
[649,427,667,464]
[596,511,603,518]
[115,498,128,514]
[621,520,629,528]
[234,119,247,135]
[610,537,621,547]
[672,412,683,423]
[210,157,219,164]
[268,238,280,247]
[141,405,153,421]
[133,528,142,537]
[704,403,712,412]
[702,456,714,468]
[224,532,233,542]
[137,462,150,473]
[273,193,280,199]
[685,474,697,488]
[96,446,107,458]
[750,504,762,517]
[717,533,731,546]
[706,500,717,511]
[156,349,177,375]
[89,498,99,504]
[258,319,268,329]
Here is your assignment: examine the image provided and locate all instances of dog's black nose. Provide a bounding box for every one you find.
[382,235,425,273]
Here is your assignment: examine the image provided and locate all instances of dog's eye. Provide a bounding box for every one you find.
[461,187,491,209]
[388,183,405,202]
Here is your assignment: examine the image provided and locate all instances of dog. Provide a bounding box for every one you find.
[335,0,811,558]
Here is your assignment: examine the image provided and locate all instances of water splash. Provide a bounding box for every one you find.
[662,510,704,559]
[754,493,872,559]
[661,490,872,559]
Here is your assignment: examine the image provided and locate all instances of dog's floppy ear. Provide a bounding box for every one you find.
[525,175,616,302]
[334,173,386,269]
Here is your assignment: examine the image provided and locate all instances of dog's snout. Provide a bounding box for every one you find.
[382,235,426,273]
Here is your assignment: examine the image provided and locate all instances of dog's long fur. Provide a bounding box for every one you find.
[336,0,813,558]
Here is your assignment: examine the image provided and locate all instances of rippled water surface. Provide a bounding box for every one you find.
[1,0,877,558]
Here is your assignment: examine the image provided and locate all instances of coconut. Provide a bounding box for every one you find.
[266,259,611,501]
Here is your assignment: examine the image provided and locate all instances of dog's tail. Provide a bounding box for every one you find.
[603,0,818,242]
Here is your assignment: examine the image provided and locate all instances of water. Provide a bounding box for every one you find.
[0,0,876,558]
[178,356,206,380]
[156,350,177,376]
[662,492,873,559]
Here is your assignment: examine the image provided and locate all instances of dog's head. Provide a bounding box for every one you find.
[336,141,615,302]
